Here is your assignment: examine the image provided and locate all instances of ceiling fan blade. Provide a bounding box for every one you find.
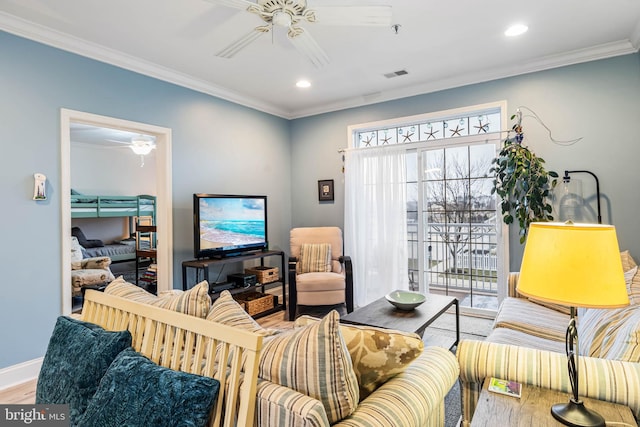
[106,139,131,145]
[311,6,392,26]
[202,0,257,11]
[288,27,329,69]
[216,26,268,58]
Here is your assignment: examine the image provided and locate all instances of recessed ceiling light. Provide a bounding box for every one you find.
[505,23,528,37]
[296,80,311,88]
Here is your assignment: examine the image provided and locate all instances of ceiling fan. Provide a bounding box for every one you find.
[107,135,156,167]
[205,0,392,68]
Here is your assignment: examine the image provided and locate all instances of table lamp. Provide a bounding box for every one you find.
[517,222,629,427]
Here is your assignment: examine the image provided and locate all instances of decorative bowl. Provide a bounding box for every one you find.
[385,290,426,311]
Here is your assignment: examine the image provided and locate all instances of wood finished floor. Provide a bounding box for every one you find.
[0,303,483,405]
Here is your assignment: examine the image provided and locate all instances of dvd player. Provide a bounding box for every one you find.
[209,282,235,294]
[227,273,257,288]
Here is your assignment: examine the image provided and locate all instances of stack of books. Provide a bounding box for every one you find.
[139,263,158,288]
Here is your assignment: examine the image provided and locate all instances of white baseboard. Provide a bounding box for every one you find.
[0,358,42,390]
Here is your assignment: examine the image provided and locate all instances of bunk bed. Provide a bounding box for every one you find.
[71,194,156,222]
[71,194,156,262]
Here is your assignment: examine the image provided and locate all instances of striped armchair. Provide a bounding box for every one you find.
[255,345,460,427]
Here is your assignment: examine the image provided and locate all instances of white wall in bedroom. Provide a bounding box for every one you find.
[70,141,157,242]
[70,142,156,195]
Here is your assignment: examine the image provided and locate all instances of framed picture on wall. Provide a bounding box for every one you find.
[318,179,334,201]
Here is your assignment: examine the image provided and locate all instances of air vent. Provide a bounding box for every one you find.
[383,69,408,79]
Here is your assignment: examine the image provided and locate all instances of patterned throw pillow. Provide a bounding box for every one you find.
[298,243,332,274]
[259,310,359,424]
[624,266,638,295]
[77,348,220,427]
[295,315,424,400]
[599,306,640,362]
[620,250,637,273]
[626,267,640,305]
[579,303,640,361]
[70,236,84,262]
[578,308,614,357]
[36,316,132,425]
[105,277,211,318]
[206,290,279,336]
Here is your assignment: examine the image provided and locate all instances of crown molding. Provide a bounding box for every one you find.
[2,11,638,121]
[291,40,640,119]
[0,12,290,118]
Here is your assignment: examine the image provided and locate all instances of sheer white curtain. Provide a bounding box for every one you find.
[344,145,408,307]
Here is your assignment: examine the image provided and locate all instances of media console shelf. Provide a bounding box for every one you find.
[181,250,286,318]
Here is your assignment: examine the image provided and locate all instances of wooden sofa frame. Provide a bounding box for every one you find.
[80,290,263,427]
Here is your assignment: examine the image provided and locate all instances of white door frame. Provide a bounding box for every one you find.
[60,109,173,315]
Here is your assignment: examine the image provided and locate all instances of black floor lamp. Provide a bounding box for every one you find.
[563,170,601,224]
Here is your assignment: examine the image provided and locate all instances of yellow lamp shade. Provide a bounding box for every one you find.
[517,222,629,309]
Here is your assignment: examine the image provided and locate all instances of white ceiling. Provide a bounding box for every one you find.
[2,0,639,119]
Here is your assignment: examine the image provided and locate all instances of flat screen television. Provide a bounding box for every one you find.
[193,194,268,259]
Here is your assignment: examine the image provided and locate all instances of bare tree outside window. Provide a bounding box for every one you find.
[421,144,498,307]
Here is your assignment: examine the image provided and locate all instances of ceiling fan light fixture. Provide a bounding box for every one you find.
[130,144,153,156]
[130,136,155,155]
[272,10,293,27]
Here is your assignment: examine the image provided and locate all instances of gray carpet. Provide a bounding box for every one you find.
[445,379,462,427]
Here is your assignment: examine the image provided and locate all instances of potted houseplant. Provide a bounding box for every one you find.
[491,116,558,243]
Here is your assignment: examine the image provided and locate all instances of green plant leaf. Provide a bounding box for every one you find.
[491,115,558,244]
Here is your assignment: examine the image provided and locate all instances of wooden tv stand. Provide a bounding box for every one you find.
[181,250,286,318]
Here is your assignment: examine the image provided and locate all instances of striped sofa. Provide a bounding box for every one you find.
[457,266,640,426]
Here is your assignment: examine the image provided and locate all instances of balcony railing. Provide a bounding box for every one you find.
[408,221,498,309]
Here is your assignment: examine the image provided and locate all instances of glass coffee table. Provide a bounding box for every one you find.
[340,293,459,349]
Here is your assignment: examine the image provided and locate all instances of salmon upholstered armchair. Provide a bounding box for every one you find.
[288,227,354,321]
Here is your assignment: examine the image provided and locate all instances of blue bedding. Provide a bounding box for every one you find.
[83,242,136,261]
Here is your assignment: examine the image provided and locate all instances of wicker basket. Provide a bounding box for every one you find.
[245,266,279,284]
[235,291,275,316]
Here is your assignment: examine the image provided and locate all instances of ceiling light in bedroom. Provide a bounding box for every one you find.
[130,137,155,155]
[130,135,155,167]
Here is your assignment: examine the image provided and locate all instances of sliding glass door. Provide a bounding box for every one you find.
[408,141,500,311]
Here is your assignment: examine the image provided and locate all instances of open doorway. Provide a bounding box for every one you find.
[60,109,173,315]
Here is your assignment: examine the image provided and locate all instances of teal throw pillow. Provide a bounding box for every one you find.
[35,316,132,424]
[77,348,220,427]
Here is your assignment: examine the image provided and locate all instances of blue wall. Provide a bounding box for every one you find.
[0,31,291,369]
[2,28,639,371]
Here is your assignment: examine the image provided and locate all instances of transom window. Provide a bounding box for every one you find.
[355,110,502,148]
